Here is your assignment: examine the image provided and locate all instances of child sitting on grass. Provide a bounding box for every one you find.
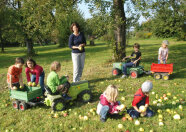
[7,57,24,89]
[96,85,123,122]
[158,40,169,64]
[47,61,71,100]
[121,43,141,78]
[127,80,154,118]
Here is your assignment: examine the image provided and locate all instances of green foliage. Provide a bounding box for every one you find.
[135,32,153,39]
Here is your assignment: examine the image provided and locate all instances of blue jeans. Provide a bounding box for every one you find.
[122,62,134,75]
[158,59,166,64]
[31,71,45,94]
[100,106,109,120]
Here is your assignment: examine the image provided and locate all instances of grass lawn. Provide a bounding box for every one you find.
[0,38,185,132]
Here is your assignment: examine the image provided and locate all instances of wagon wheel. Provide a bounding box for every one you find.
[154,73,161,80]
[112,68,121,76]
[78,90,92,103]
[130,70,138,79]
[19,102,27,111]
[52,99,65,111]
[162,74,169,80]
[12,100,19,109]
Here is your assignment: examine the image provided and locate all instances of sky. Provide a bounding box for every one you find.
[77,2,146,24]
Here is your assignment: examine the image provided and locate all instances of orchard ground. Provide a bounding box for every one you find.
[0,38,185,132]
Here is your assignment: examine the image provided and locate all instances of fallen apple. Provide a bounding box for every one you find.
[159,121,164,126]
[90,109,94,113]
[167,92,171,96]
[83,116,88,120]
[63,113,68,117]
[178,105,183,110]
[139,106,146,113]
[151,91,155,95]
[157,109,162,113]
[172,101,176,105]
[158,99,162,103]
[128,117,133,121]
[158,114,163,119]
[153,100,157,105]
[166,109,171,113]
[139,127,144,132]
[164,97,168,101]
[121,97,125,101]
[54,113,59,118]
[122,117,127,121]
[173,114,180,120]
[157,103,162,107]
[159,118,163,122]
[134,120,140,126]
[163,94,166,97]
[119,104,126,111]
[118,124,123,129]
[173,96,177,100]
[32,82,36,86]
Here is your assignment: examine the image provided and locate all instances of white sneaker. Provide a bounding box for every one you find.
[121,75,127,78]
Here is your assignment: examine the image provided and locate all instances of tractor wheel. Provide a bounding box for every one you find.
[19,102,27,111]
[154,73,161,80]
[78,90,92,103]
[112,68,121,76]
[162,74,169,80]
[52,99,65,111]
[12,100,19,109]
[130,71,138,79]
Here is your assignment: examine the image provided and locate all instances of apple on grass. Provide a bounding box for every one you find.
[134,120,140,126]
[158,114,163,119]
[157,109,162,113]
[178,105,183,110]
[173,114,180,120]
[83,116,88,121]
[153,100,157,105]
[53,113,59,118]
[122,117,127,121]
[139,127,144,132]
[159,122,164,126]
[118,124,123,129]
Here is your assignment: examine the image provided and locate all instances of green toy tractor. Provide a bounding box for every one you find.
[44,76,92,111]
[112,62,144,78]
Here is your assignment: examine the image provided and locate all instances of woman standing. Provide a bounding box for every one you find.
[69,22,86,82]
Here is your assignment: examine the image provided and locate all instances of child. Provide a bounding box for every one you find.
[47,61,71,100]
[25,58,45,93]
[121,43,141,78]
[96,85,122,122]
[7,57,24,89]
[127,80,154,118]
[158,40,169,64]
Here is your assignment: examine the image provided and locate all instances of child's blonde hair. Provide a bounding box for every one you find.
[50,61,61,72]
[104,84,118,102]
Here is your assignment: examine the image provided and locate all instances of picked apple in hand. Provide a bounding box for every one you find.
[139,105,146,113]
[28,82,32,86]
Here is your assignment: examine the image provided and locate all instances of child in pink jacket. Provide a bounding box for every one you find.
[97,85,122,122]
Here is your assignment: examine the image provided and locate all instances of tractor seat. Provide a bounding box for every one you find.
[44,86,59,95]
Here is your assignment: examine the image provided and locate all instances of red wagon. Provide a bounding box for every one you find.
[151,63,173,80]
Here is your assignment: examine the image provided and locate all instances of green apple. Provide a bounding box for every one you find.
[121,97,125,101]
[153,100,157,105]
[139,106,146,112]
[158,99,162,103]
[134,120,140,126]
[90,109,94,113]
[32,82,36,86]
[118,124,123,129]
[54,113,59,118]
[28,82,32,86]
[20,86,23,89]
[157,109,162,113]
[173,114,180,120]
[179,105,183,110]
[151,91,155,95]
[83,116,88,120]
[172,101,176,105]
[158,114,163,119]
[167,92,171,96]
[79,46,83,51]
[12,86,17,90]
[159,121,164,126]
[173,96,177,100]
[166,109,171,113]
[164,97,168,101]
[139,127,144,132]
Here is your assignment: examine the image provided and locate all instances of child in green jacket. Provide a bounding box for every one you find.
[47,61,71,100]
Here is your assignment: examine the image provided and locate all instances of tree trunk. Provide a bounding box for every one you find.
[26,38,35,56]
[90,40,95,46]
[113,0,126,61]
[0,31,4,53]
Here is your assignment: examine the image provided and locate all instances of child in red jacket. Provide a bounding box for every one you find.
[97,85,122,122]
[127,80,154,118]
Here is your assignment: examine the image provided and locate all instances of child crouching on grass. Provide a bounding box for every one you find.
[7,57,24,89]
[127,80,154,118]
[97,85,123,122]
[47,61,71,100]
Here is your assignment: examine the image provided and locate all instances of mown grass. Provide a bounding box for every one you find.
[0,39,185,132]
